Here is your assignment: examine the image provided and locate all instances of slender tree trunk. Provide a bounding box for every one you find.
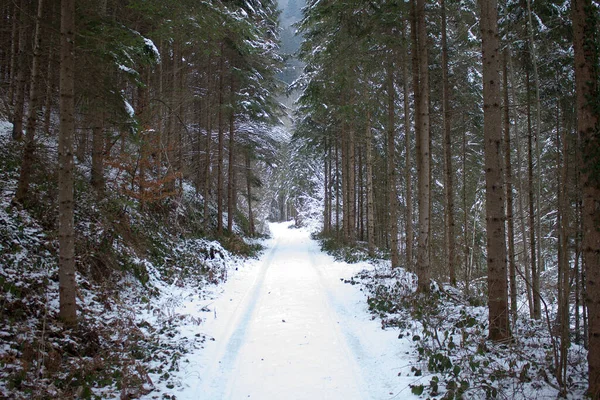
[43,40,55,136]
[358,145,364,241]
[479,0,510,341]
[441,0,455,284]
[246,152,254,236]
[366,111,375,256]
[227,75,236,234]
[503,49,517,321]
[526,70,541,319]
[203,55,213,231]
[510,50,534,316]
[341,123,349,241]
[462,115,470,293]
[573,0,600,395]
[8,1,18,104]
[348,125,356,243]
[90,107,105,192]
[526,0,544,276]
[402,30,414,270]
[90,0,107,193]
[11,0,28,141]
[324,136,329,234]
[387,61,399,268]
[335,139,340,235]
[15,0,45,204]
[217,44,225,236]
[58,0,77,326]
[556,100,570,393]
[413,0,431,292]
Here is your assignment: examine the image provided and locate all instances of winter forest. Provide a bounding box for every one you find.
[1,0,600,398]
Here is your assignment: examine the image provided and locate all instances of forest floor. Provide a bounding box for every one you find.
[144,221,421,400]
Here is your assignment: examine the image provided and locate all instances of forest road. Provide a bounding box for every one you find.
[195,222,414,400]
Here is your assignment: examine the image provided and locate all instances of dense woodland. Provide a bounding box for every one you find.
[289,0,600,397]
[1,0,600,398]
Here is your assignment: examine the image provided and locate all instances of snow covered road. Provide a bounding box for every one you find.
[164,222,419,399]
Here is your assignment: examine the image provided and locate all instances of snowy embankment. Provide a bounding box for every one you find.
[144,222,422,400]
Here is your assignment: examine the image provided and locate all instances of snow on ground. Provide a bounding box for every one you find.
[143,222,421,399]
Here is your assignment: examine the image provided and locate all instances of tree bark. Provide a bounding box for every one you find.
[525,0,544,277]
[479,0,510,341]
[503,49,517,321]
[573,0,600,395]
[217,43,225,236]
[366,111,375,256]
[246,152,255,236]
[341,122,349,241]
[11,0,29,141]
[526,70,541,319]
[15,0,45,204]
[8,1,18,104]
[441,0,455,285]
[203,55,213,231]
[510,50,534,316]
[387,61,399,268]
[413,0,431,292]
[227,74,236,234]
[348,125,356,243]
[402,28,414,270]
[556,99,570,393]
[58,0,77,326]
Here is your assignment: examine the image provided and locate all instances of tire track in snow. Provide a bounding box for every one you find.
[307,241,412,399]
[197,236,281,398]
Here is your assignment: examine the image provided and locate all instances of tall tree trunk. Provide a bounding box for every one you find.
[479,0,510,341]
[335,139,340,235]
[90,106,105,192]
[503,49,517,321]
[526,0,544,276]
[203,55,213,231]
[58,0,77,326]
[573,0,600,395]
[8,1,18,104]
[348,125,356,243]
[510,50,534,316]
[441,0,455,284]
[324,136,330,234]
[246,152,255,236]
[556,100,570,393]
[341,123,349,241]
[462,115,470,293]
[43,28,56,137]
[217,44,225,236]
[402,29,414,270]
[526,70,541,319]
[11,0,28,141]
[227,75,236,234]
[387,61,399,268]
[358,145,364,241]
[15,0,45,204]
[366,111,375,256]
[413,0,431,292]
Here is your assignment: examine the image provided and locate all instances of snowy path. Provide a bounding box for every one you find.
[169,222,419,399]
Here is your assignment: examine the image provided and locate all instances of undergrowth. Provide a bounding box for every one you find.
[319,234,588,399]
[0,122,261,398]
